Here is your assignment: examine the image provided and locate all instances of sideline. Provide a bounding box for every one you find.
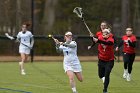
[0,87,32,93]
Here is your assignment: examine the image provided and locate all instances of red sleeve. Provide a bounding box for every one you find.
[122,36,125,40]
[132,35,137,42]
[96,31,102,37]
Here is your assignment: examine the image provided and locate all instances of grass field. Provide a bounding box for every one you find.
[0,62,140,93]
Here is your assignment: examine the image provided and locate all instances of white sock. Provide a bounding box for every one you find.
[72,87,76,92]
[124,69,128,73]
[102,77,105,83]
[21,69,25,72]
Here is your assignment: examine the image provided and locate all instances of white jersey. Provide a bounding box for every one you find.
[58,41,82,72]
[17,31,33,48]
[59,41,79,62]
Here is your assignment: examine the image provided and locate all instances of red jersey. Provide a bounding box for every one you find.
[98,36,114,61]
[122,35,137,54]
[96,31,114,38]
[96,31,102,37]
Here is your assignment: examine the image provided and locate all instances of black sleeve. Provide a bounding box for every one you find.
[90,42,96,47]
[97,40,114,45]
[89,37,97,48]
[128,41,136,48]
[113,36,117,47]
[118,40,123,48]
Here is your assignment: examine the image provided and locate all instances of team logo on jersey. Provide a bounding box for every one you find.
[124,40,129,47]
[101,44,107,51]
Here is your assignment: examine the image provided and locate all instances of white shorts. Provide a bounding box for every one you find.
[63,62,82,73]
[19,47,30,54]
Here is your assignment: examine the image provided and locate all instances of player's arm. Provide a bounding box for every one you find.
[97,40,114,45]
[117,40,123,48]
[53,39,63,53]
[87,37,97,50]
[128,40,136,48]
[56,44,63,53]
[63,41,76,48]
[16,33,21,42]
[113,35,117,47]
[115,40,123,51]
[30,36,34,48]
[90,37,97,46]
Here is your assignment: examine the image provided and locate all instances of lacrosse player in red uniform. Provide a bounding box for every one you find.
[91,28,114,93]
[116,27,136,81]
[88,21,114,49]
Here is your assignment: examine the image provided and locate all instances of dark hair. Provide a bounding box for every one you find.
[23,21,31,28]
[101,21,108,25]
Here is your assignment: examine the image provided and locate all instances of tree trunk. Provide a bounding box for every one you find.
[16,0,22,32]
[42,0,58,34]
[121,0,130,35]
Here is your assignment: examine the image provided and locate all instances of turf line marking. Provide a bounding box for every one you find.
[0,87,32,93]
[31,64,68,86]
[0,81,52,89]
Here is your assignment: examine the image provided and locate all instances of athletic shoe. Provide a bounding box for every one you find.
[103,90,108,93]
[21,71,26,75]
[126,74,131,81]
[73,91,78,93]
[123,69,128,79]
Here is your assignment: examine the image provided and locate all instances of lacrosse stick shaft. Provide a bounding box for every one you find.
[51,36,55,40]
[5,33,32,49]
[17,39,32,49]
[82,18,93,34]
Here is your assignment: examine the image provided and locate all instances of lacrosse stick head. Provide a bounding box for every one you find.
[73,7,83,18]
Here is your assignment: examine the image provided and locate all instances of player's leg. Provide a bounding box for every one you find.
[25,54,29,61]
[19,53,26,75]
[66,70,77,93]
[75,72,83,82]
[127,54,135,81]
[103,60,114,93]
[123,53,129,78]
[98,60,105,83]
[25,48,30,61]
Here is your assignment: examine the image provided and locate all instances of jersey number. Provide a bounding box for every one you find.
[66,51,68,55]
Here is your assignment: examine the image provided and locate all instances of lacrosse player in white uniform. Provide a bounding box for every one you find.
[54,31,83,93]
[17,24,34,75]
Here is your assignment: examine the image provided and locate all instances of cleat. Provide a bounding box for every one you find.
[73,91,78,93]
[126,74,131,81]
[21,71,26,75]
[123,69,128,79]
[103,89,108,93]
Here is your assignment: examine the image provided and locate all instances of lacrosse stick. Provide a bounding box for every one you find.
[48,34,64,45]
[73,7,93,35]
[5,33,32,49]
[48,34,56,41]
[48,34,59,43]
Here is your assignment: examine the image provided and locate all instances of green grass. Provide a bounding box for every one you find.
[0,62,140,93]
